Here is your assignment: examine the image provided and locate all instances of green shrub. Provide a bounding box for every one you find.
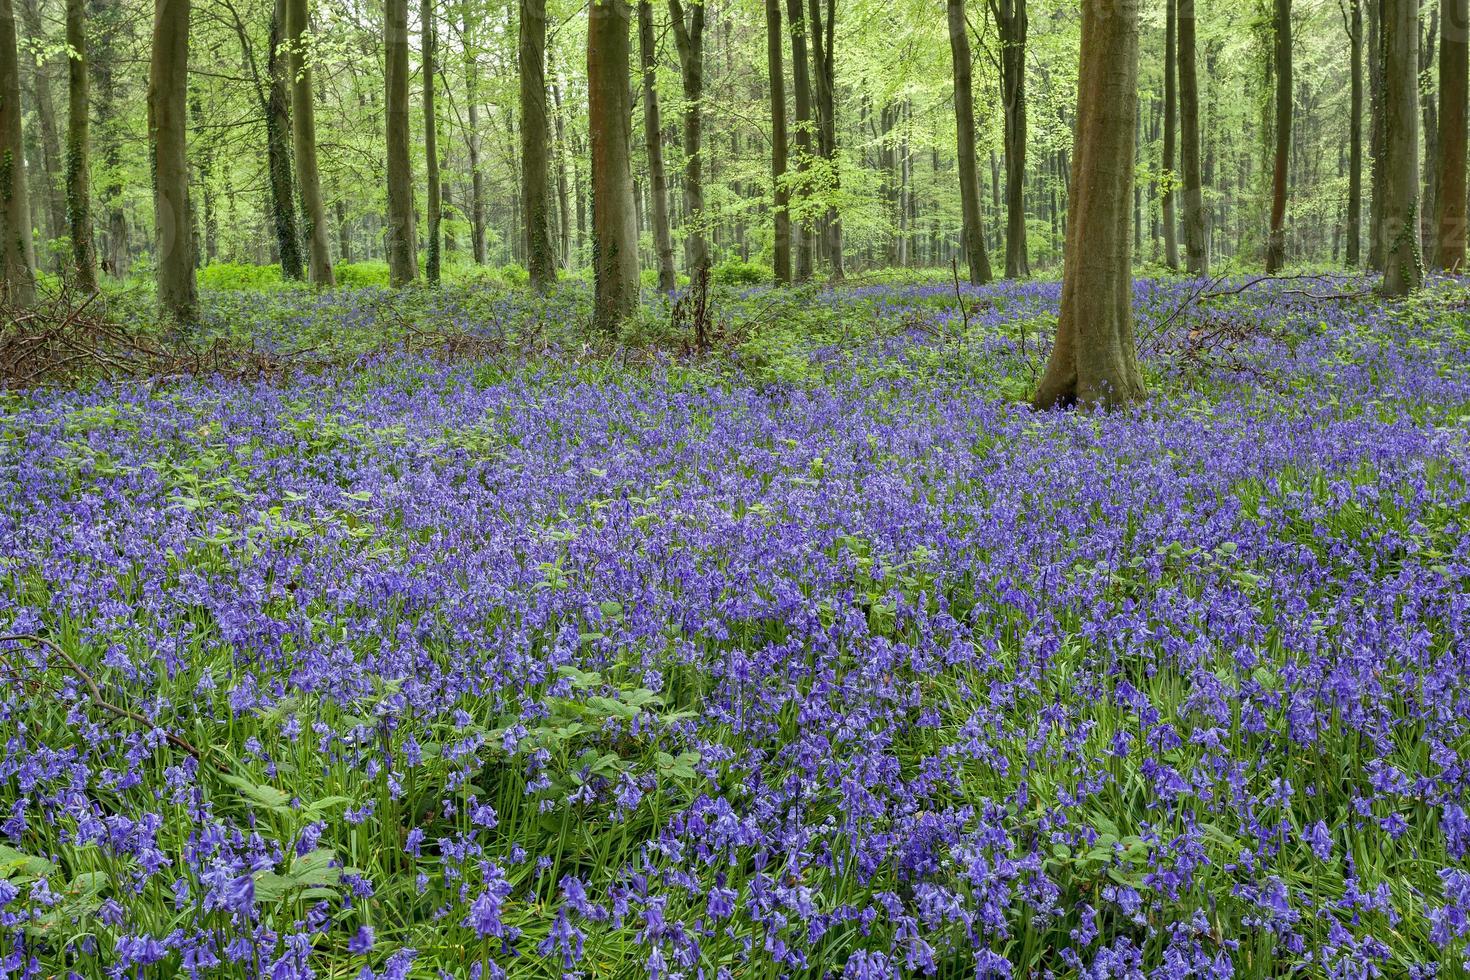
[334,261,392,289]
[711,260,772,286]
[198,262,286,291]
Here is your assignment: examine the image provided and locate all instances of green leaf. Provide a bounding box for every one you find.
[219,772,294,813]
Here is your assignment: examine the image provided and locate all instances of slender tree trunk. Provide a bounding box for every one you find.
[420,0,441,283]
[786,0,814,280]
[1420,7,1439,260]
[65,0,96,290]
[335,199,351,262]
[149,0,197,321]
[991,0,1028,278]
[588,0,639,331]
[1368,0,1385,269]
[637,1,677,291]
[1162,0,1179,270]
[807,0,842,278]
[190,92,217,265]
[1382,0,1423,295]
[385,0,416,285]
[286,0,333,285]
[551,68,572,267]
[519,0,554,289]
[947,0,992,284]
[1346,0,1363,267]
[0,0,35,304]
[462,0,486,265]
[1265,0,1291,272]
[1034,0,1142,409]
[767,0,791,283]
[1436,0,1467,269]
[669,0,709,276]
[18,0,65,255]
[1178,0,1207,275]
[265,0,303,280]
[93,0,126,279]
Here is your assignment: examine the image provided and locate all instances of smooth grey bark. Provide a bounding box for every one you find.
[637,1,676,291]
[1382,0,1423,295]
[588,0,639,332]
[669,0,709,276]
[66,0,96,289]
[384,0,416,285]
[286,0,333,285]
[1178,0,1208,275]
[1033,0,1143,409]
[0,0,36,304]
[149,0,197,321]
[767,0,790,283]
[947,0,992,285]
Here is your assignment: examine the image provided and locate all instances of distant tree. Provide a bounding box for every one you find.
[669,0,709,277]
[149,0,197,322]
[992,0,1028,278]
[423,0,441,283]
[1179,0,1207,275]
[385,0,416,285]
[786,0,814,280]
[1033,0,1144,409]
[520,0,555,290]
[1162,0,1179,270]
[588,0,639,332]
[0,0,36,305]
[1343,0,1363,267]
[806,0,842,278]
[1382,0,1422,295]
[461,0,486,265]
[947,0,992,285]
[767,0,791,284]
[286,0,334,286]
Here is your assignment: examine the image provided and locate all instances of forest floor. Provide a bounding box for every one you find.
[1,274,1469,978]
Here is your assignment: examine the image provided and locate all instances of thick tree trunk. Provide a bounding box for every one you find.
[1382,0,1423,295]
[461,0,486,265]
[1033,0,1143,410]
[1436,0,1467,269]
[18,0,65,253]
[519,0,554,290]
[421,0,441,284]
[0,0,35,304]
[265,0,303,280]
[807,0,842,279]
[588,0,639,331]
[947,0,992,285]
[991,0,1028,278]
[385,0,416,285]
[767,0,791,283]
[637,1,676,291]
[1420,7,1439,261]
[786,0,814,280]
[1346,0,1364,267]
[1162,0,1179,270]
[1265,0,1291,272]
[65,0,97,290]
[669,0,709,276]
[1178,0,1207,276]
[149,0,197,322]
[286,0,334,285]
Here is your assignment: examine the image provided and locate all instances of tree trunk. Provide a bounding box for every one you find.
[18,0,65,254]
[637,1,677,291]
[588,0,639,331]
[807,0,842,279]
[149,0,196,322]
[0,0,35,304]
[1382,0,1423,295]
[286,0,334,285]
[1178,0,1207,275]
[1436,0,1467,269]
[1346,0,1364,267]
[419,0,441,283]
[1420,7,1438,261]
[669,0,709,276]
[767,0,791,283]
[1162,0,1179,270]
[65,0,97,290]
[519,0,554,290]
[93,0,126,279]
[1368,0,1385,269]
[551,68,572,267]
[1265,0,1291,272]
[1033,0,1143,409]
[990,0,1028,278]
[385,0,416,285]
[264,0,303,281]
[786,0,814,280]
[947,0,992,284]
[462,0,486,265]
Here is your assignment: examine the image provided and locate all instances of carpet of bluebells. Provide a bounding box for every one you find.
[2,276,1469,980]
